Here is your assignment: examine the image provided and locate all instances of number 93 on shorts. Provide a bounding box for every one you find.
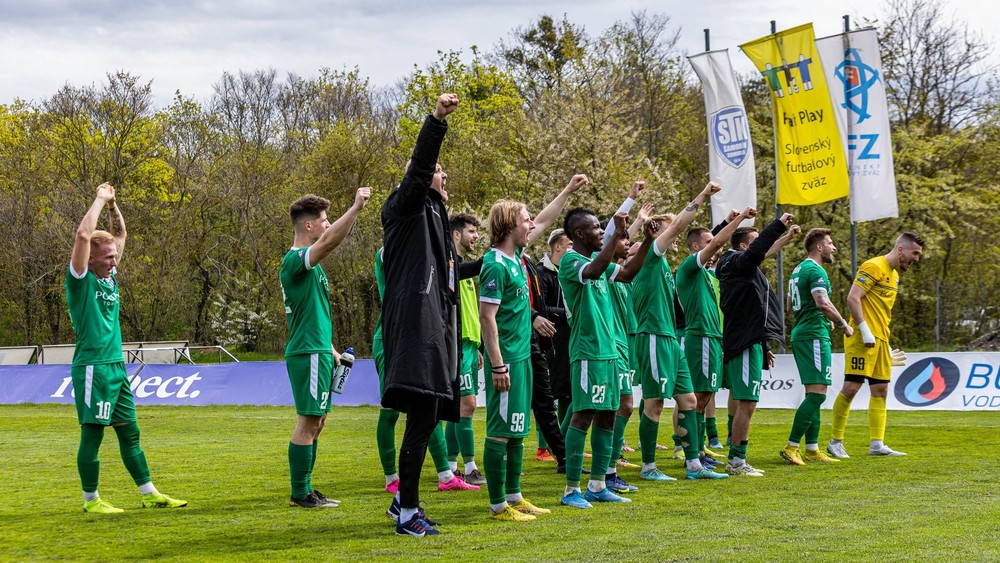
[485,357,533,438]
[571,359,621,412]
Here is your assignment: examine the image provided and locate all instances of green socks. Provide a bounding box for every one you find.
[288,442,313,498]
[706,416,719,442]
[638,412,659,465]
[428,422,450,474]
[537,425,548,451]
[113,421,151,487]
[77,424,105,493]
[446,420,460,461]
[589,425,613,479]
[696,411,706,451]
[505,438,524,496]
[458,416,476,463]
[611,414,629,463]
[790,392,826,444]
[484,438,508,505]
[376,409,399,475]
[677,409,699,460]
[565,426,587,487]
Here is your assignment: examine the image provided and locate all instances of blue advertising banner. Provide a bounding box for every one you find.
[0,360,383,407]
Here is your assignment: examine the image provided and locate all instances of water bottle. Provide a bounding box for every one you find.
[331,347,354,394]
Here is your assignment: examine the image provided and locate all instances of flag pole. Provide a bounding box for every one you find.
[770,20,786,346]
[844,14,859,276]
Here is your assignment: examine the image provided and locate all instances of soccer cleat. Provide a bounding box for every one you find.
[703,446,723,459]
[509,498,551,515]
[83,497,124,514]
[464,468,487,486]
[385,479,400,494]
[605,473,639,494]
[396,513,441,537]
[708,437,724,450]
[870,444,907,456]
[289,491,331,508]
[827,441,851,459]
[490,505,536,521]
[725,463,764,477]
[745,463,766,474]
[387,498,440,526]
[803,449,840,463]
[560,490,593,509]
[312,490,340,507]
[536,449,556,462]
[141,492,188,508]
[622,443,636,453]
[639,468,676,481]
[616,456,640,469]
[438,476,480,492]
[700,453,721,468]
[780,445,805,466]
[686,468,729,480]
[584,487,632,503]
[672,446,685,460]
[453,469,464,481]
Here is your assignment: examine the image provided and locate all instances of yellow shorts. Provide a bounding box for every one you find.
[843,334,891,381]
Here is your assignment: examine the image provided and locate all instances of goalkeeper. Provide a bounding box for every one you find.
[827,233,924,459]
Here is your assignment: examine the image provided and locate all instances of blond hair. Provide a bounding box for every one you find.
[488,200,526,248]
[90,230,115,246]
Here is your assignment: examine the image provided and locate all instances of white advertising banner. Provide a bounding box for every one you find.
[633,352,1000,411]
[688,49,757,227]
[815,29,899,222]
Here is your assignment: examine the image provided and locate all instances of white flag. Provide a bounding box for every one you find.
[815,29,898,222]
[688,49,757,227]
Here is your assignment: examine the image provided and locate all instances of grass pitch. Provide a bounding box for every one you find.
[1,404,998,561]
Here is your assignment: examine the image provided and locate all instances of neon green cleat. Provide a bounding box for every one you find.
[141,492,188,508]
[83,497,124,514]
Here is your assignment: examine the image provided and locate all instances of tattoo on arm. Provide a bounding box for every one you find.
[110,209,123,236]
[685,201,699,213]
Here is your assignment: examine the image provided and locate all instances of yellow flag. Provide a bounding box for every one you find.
[741,23,849,206]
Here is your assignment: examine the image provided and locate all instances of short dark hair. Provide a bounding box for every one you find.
[897,231,925,248]
[804,228,832,252]
[730,226,758,249]
[450,213,480,234]
[289,194,330,227]
[563,207,595,242]
[686,227,710,249]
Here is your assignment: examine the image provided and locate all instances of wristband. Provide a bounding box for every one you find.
[857,321,876,345]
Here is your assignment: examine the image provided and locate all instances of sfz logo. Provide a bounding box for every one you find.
[894,358,961,407]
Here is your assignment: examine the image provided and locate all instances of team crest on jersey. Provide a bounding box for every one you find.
[485,279,497,291]
[298,249,305,258]
[511,266,519,276]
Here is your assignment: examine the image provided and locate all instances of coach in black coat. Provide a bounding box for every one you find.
[380,94,461,524]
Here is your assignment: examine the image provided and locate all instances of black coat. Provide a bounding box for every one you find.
[380,115,459,421]
[716,217,788,361]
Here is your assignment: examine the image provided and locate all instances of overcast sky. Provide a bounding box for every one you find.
[1,0,994,108]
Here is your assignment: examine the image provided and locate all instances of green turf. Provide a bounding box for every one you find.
[1,404,998,561]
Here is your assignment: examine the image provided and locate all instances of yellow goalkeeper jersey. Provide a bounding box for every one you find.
[850,256,898,340]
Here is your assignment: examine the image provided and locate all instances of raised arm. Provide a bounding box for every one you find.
[654,182,721,255]
[71,183,115,275]
[385,94,457,216]
[308,187,371,266]
[616,219,656,283]
[628,203,654,240]
[766,224,801,258]
[604,181,644,245]
[698,207,756,265]
[107,191,126,256]
[581,213,628,280]
[527,174,589,245]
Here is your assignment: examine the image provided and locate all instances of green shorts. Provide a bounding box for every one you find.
[485,356,532,438]
[459,339,481,397]
[725,344,764,401]
[373,336,385,396]
[286,353,334,416]
[684,334,723,393]
[792,338,833,386]
[636,333,693,400]
[72,362,136,425]
[571,358,621,412]
[615,340,633,396]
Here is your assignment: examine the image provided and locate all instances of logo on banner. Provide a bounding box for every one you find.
[894,358,961,407]
[711,107,751,168]
[834,48,880,124]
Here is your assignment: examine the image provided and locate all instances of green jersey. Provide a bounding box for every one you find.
[65,266,123,366]
[459,262,481,345]
[373,247,385,344]
[675,253,722,338]
[558,249,619,361]
[280,247,332,356]
[631,245,677,337]
[789,258,832,341]
[479,247,531,363]
[607,270,635,344]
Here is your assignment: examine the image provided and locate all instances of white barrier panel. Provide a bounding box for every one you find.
[627,352,1000,411]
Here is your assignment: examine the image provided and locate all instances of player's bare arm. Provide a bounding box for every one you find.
[580,213,628,279]
[814,290,853,336]
[478,302,509,392]
[71,183,116,275]
[616,217,657,283]
[699,206,756,265]
[766,223,801,258]
[847,283,875,347]
[310,187,371,264]
[528,174,589,245]
[655,181,720,255]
